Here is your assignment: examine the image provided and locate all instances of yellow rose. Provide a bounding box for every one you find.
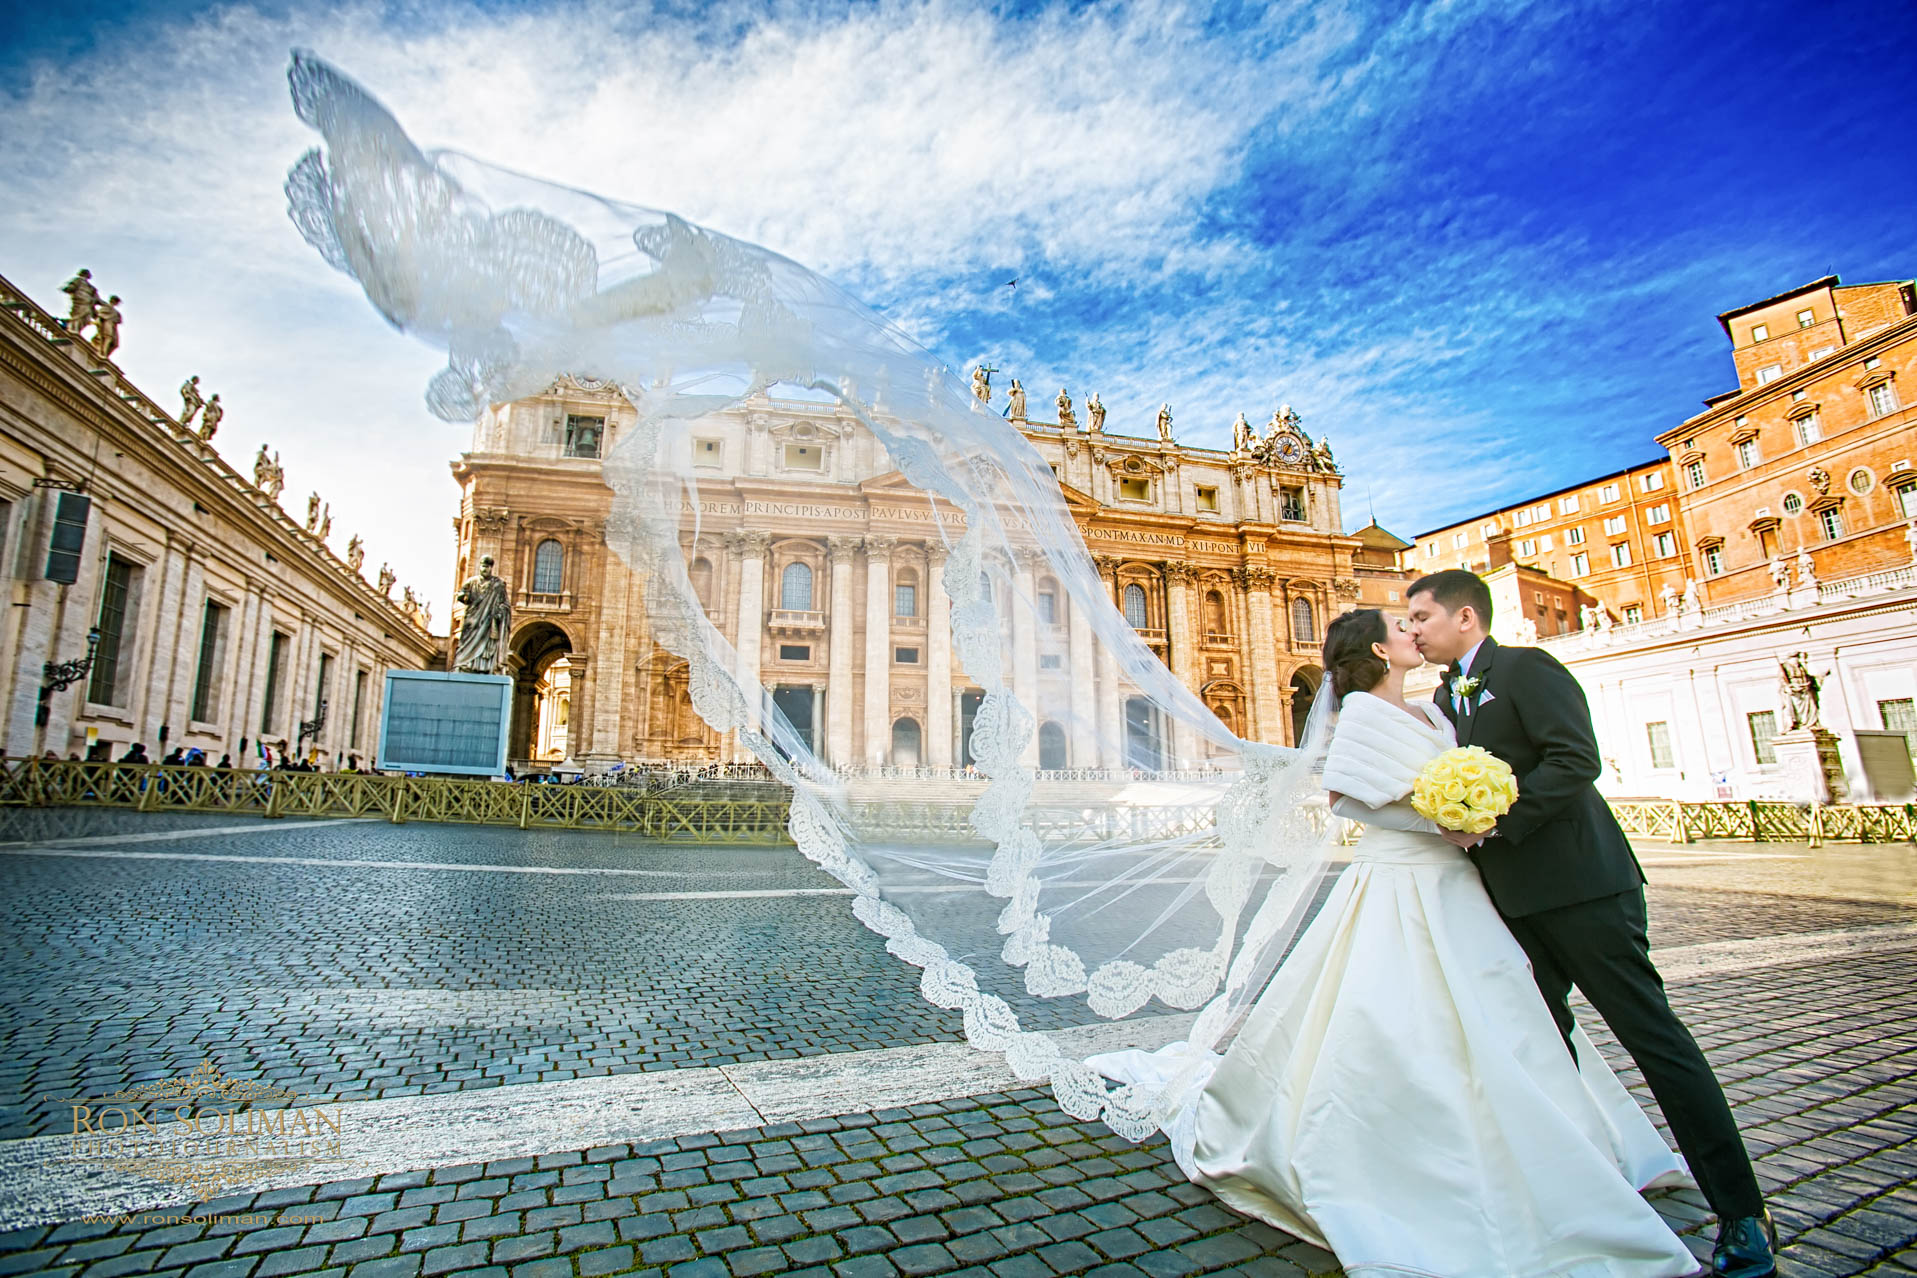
[1466,783,1495,810]
[1458,761,1486,782]
[1442,779,1468,802]
[1437,802,1470,829]
[1467,810,1498,834]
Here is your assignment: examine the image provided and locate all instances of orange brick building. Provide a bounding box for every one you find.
[1410,459,1694,626]
[1656,275,1917,604]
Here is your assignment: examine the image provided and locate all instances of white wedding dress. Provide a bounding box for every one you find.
[1091,691,1699,1278]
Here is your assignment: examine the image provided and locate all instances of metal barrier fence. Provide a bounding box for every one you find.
[0,759,792,844]
[3,760,1910,847]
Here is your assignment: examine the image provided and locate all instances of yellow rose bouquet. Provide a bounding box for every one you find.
[1410,745,1518,835]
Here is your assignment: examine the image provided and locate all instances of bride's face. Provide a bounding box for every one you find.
[1372,615,1426,671]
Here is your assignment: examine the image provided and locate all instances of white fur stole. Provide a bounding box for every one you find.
[1319,691,1450,809]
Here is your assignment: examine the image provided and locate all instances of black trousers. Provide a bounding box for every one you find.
[1502,888,1765,1221]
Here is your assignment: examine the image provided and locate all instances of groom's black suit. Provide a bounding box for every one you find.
[1437,637,1764,1220]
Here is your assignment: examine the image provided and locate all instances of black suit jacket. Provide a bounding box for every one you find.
[1434,636,1645,918]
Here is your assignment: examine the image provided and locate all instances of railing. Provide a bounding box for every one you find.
[1610,797,1915,846]
[0,759,791,844]
[768,609,826,633]
[831,763,1236,783]
[1540,563,1917,652]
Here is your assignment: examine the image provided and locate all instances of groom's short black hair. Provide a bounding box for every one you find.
[1408,569,1494,628]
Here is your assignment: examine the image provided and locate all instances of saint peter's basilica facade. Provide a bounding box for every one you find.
[451,378,1386,773]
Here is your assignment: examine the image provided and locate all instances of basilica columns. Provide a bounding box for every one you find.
[1093,555,1124,769]
[1065,575,1098,769]
[826,535,859,764]
[1164,561,1199,767]
[1011,550,1041,768]
[862,536,894,765]
[927,548,954,766]
[1240,565,1283,745]
[728,530,769,758]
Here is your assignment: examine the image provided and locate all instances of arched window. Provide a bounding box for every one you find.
[781,561,814,611]
[1204,589,1228,636]
[894,568,919,618]
[533,539,564,593]
[1123,583,1149,628]
[1038,721,1067,770]
[1291,596,1316,643]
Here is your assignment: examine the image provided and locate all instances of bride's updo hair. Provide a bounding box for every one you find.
[1322,608,1389,700]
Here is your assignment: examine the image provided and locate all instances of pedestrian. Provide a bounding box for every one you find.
[216,754,233,769]
[161,748,184,765]
[119,743,149,763]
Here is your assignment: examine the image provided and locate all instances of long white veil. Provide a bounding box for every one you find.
[283,52,1342,1140]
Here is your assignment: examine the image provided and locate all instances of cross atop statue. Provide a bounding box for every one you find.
[971,365,993,404]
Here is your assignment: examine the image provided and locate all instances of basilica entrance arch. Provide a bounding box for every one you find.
[509,621,573,764]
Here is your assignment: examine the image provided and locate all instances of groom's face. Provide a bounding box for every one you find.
[1407,591,1471,665]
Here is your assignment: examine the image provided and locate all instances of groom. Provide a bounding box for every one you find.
[1406,569,1775,1278]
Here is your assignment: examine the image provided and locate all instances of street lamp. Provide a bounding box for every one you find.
[37,626,102,727]
[297,699,329,752]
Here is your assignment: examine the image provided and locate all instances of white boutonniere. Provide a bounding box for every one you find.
[1449,674,1483,700]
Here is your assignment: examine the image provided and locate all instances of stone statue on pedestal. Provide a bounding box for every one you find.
[197,394,222,441]
[180,376,204,428]
[1087,393,1105,433]
[1156,403,1174,443]
[1055,388,1076,431]
[1681,577,1700,615]
[970,366,991,403]
[1769,556,1790,593]
[61,270,98,334]
[1778,653,1822,731]
[306,492,321,531]
[1795,545,1817,588]
[453,555,513,674]
[1231,413,1254,453]
[346,535,364,572]
[1006,379,1027,422]
[317,503,332,541]
[91,296,123,358]
[1659,583,1677,617]
[377,563,396,596]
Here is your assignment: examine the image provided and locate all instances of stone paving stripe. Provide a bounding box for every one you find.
[3,921,1911,1234]
[0,819,376,848]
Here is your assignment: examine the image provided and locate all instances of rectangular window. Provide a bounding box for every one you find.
[1600,483,1620,502]
[1514,509,1532,528]
[314,652,335,736]
[1641,472,1665,491]
[1896,482,1917,519]
[1645,722,1674,769]
[1539,534,1553,551]
[1818,506,1844,540]
[1879,697,1917,761]
[350,670,368,750]
[89,553,138,706]
[1569,553,1589,577]
[1566,526,1585,545]
[1685,460,1706,489]
[1560,495,1580,514]
[1736,438,1760,469]
[894,582,917,618]
[1755,364,1783,385]
[1518,538,1536,556]
[784,442,824,470]
[1622,604,1643,624]
[694,438,722,467]
[894,646,920,664]
[563,414,604,458]
[1794,413,1821,446]
[1279,485,1306,520]
[1757,526,1778,558]
[1751,323,1769,342]
[1425,543,1438,558]
[1039,654,1062,670]
[1037,590,1058,625]
[1653,532,1675,557]
[1194,484,1218,512]
[45,492,91,585]
[1807,345,1835,360]
[1611,542,1632,568]
[1453,532,1468,549]
[262,632,289,732]
[1796,308,1814,328]
[189,600,228,723]
[779,644,811,661]
[1602,516,1625,535]
[1747,710,1779,765]
[1705,545,1724,574]
[1867,382,1899,417]
[1646,503,1670,523]
[1122,477,1153,503]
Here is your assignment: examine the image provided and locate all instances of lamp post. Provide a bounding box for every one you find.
[37,626,102,727]
[297,699,328,754]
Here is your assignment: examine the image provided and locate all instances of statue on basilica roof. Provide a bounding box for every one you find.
[1086,393,1105,433]
[1056,388,1076,431]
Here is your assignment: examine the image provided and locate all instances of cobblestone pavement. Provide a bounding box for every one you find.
[2,811,1914,1278]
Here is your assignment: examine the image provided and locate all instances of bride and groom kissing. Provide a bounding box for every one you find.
[1095,569,1777,1278]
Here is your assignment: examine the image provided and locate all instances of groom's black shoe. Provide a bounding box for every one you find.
[1711,1208,1777,1278]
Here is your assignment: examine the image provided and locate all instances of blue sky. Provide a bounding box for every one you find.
[3,0,1914,615]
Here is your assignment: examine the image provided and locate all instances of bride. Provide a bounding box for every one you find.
[1094,607,1700,1278]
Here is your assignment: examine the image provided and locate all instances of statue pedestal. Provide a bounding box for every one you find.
[1772,728,1849,804]
[1788,584,1821,610]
